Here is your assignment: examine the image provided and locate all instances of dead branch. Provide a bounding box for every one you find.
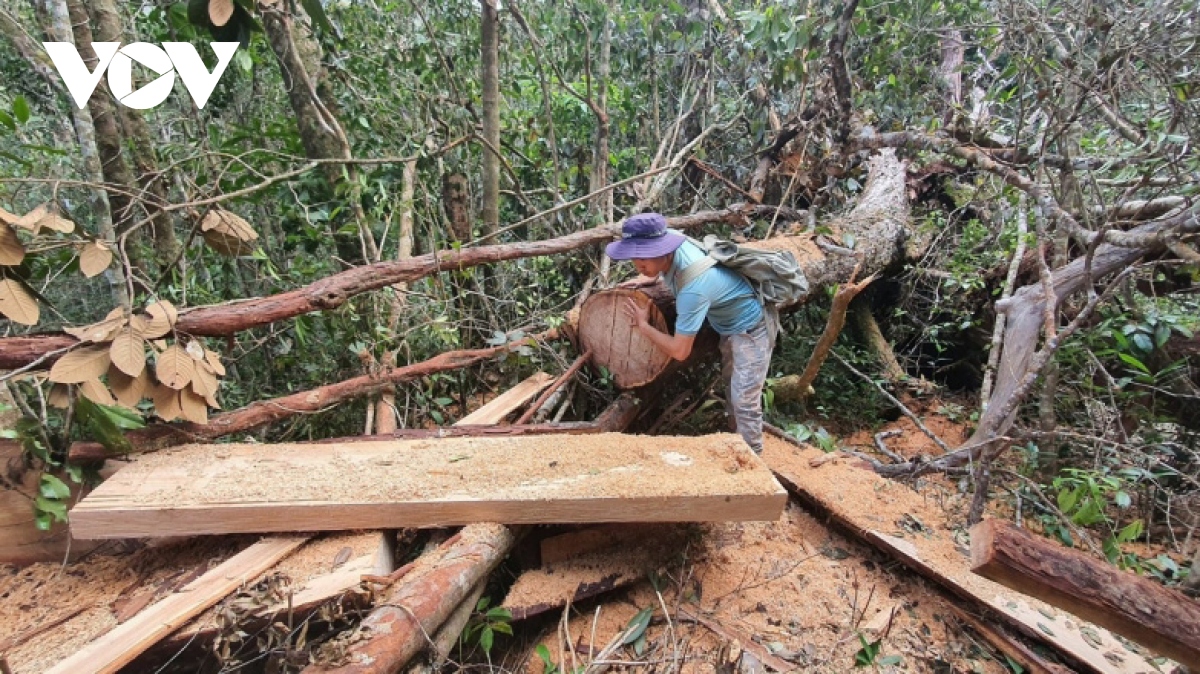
[981,197,1029,408]
[793,271,875,397]
[515,350,592,425]
[0,206,796,371]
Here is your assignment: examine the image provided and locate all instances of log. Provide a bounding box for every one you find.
[578,289,672,388]
[301,524,516,674]
[69,434,787,539]
[586,149,913,388]
[0,207,795,371]
[514,352,591,425]
[970,519,1200,668]
[761,433,1166,674]
[43,536,307,674]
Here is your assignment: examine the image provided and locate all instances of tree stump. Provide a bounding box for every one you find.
[578,289,673,389]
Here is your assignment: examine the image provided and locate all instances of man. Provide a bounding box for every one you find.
[606,212,775,453]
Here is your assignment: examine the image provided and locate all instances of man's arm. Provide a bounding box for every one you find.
[623,298,696,361]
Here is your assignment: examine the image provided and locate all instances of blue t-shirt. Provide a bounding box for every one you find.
[664,238,762,335]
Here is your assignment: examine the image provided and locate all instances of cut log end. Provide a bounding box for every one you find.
[578,289,672,389]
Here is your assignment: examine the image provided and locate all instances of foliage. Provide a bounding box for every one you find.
[459,596,512,658]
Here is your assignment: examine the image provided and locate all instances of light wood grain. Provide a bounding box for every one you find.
[43,536,306,674]
[456,372,553,425]
[70,434,786,539]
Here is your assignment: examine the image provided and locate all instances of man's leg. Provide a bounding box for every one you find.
[719,335,737,431]
[727,320,773,453]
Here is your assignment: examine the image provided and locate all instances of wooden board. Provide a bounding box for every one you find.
[578,289,673,389]
[70,434,786,539]
[43,536,306,674]
[457,372,554,425]
[761,437,1173,674]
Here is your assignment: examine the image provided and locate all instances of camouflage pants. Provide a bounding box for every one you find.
[720,315,776,453]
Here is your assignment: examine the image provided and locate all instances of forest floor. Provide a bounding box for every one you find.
[0,403,1171,673]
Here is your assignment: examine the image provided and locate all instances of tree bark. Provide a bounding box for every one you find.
[302,525,515,674]
[589,0,612,222]
[480,0,501,236]
[971,519,1200,667]
[51,0,147,279]
[27,0,126,307]
[0,207,784,370]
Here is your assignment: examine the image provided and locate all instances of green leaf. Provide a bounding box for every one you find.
[35,495,68,522]
[1155,321,1171,348]
[12,96,30,124]
[854,634,880,666]
[76,397,134,454]
[476,596,491,611]
[491,621,513,636]
[0,110,15,131]
[40,474,71,499]
[1056,486,1079,515]
[485,607,511,620]
[299,0,337,36]
[1117,519,1143,543]
[97,403,145,430]
[878,654,902,665]
[1115,491,1131,508]
[234,48,253,73]
[1118,353,1150,374]
[479,626,494,653]
[633,631,647,656]
[1132,332,1154,353]
[1004,654,1026,673]
[621,607,653,645]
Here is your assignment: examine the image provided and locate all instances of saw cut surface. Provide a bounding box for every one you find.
[70,433,786,538]
[578,289,672,389]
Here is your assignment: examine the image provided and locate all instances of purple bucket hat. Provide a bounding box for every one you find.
[605,213,685,260]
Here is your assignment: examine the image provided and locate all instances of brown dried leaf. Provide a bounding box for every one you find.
[79,241,113,278]
[200,210,258,257]
[109,328,146,377]
[0,278,38,325]
[48,383,70,409]
[180,388,209,424]
[109,365,149,409]
[151,382,182,421]
[208,0,234,26]
[64,315,126,343]
[49,344,112,383]
[38,212,75,233]
[155,344,195,390]
[78,378,116,406]
[12,204,49,233]
[143,300,177,338]
[201,388,221,409]
[191,364,219,399]
[0,222,24,265]
[204,348,226,376]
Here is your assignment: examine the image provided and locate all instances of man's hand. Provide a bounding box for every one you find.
[622,297,651,329]
[622,297,695,361]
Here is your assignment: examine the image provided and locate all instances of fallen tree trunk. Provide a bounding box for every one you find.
[303,524,515,674]
[0,207,793,371]
[762,431,1159,674]
[971,519,1200,668]
[583,149,913,388]
[67,332,556,461]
